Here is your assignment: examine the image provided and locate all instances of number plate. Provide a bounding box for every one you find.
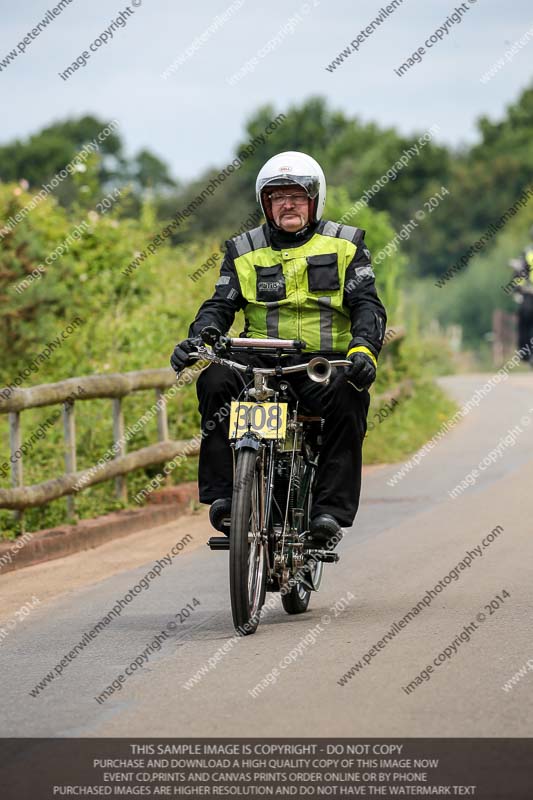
[228,401,288,440]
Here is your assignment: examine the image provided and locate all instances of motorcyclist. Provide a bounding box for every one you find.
[508,226,533,359]
[171,151,387,547]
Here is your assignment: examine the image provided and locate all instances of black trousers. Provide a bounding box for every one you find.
[195,355,370,527]
[518,297,533,356]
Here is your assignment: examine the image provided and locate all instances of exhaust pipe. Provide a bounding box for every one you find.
[306,356,332,384]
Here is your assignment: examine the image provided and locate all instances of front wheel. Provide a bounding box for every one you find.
[229,446,267,635]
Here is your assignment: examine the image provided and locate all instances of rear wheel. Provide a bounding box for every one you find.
[281,556,323,614]
[229,447,267,635]
[281,580,312,614]
[281,459,323,615]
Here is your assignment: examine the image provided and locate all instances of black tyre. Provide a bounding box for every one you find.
[229,447,267,635]
[281,554,324,614]
[281,462,323,615]
[281,580,311,614]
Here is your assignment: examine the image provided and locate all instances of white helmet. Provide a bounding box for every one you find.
[256,151,326,226]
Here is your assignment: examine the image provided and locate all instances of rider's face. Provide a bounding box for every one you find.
[269,186,310,232]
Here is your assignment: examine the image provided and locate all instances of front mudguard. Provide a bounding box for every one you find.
[234,433,261,452]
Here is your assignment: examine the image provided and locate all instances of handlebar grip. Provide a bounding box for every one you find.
[226,337,307,351]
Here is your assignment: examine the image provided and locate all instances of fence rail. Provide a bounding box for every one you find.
[0,329,404,517]
[0,369,175,413]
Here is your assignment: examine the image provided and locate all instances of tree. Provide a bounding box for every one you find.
[132,149,177,192]
[0,116,177,207]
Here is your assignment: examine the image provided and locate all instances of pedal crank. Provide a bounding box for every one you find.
[207,536,230,550]
[304,549,339,563]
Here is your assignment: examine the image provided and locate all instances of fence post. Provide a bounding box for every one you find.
[156,388,169,441]
[155,388,171,486]
[112,398,127,502]
[63,400,77,518]
[8,411,24,530]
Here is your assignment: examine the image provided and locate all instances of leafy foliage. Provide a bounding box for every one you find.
[2,81,532,535]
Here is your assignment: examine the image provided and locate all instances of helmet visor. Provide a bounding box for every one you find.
[258,174,320,199]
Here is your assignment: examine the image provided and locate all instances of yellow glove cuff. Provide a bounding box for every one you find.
[346,346,377,368]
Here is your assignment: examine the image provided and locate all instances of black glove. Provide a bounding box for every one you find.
[170,338,197,374]
[346,351,376,389]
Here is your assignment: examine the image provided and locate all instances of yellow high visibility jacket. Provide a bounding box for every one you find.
[189,220,387,359]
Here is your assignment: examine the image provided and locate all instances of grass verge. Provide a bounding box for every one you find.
[363,380,457,465]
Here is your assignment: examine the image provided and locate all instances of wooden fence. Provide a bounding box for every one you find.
[492,309,518,365]
[0,328,405,521]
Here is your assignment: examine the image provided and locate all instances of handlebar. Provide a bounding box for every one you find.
[216,358,353,377]
[187,329,351,380]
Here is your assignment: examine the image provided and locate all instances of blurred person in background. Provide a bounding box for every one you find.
[507,226,533,360]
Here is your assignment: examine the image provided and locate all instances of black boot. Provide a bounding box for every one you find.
[306,514,343,550]
[209,498,232,535]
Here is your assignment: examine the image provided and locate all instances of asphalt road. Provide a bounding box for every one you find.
[2,373,533,737]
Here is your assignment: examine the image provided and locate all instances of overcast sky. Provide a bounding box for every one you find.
[1,0,532,181]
